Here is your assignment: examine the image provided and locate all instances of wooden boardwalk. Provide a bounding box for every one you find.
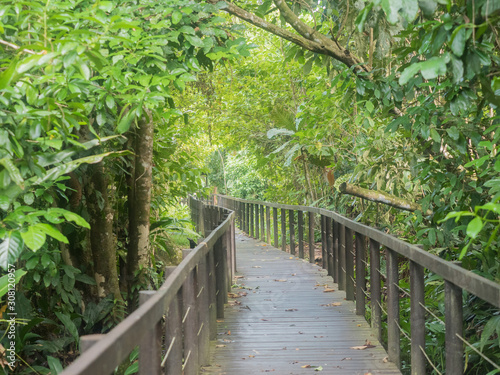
[202,231,401,375]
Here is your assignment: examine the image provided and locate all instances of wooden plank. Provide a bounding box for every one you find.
[203,231,401,375]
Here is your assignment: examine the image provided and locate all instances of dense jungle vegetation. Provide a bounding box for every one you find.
[0,0,498,373]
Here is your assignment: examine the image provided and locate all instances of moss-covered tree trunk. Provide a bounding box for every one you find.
[126,109,154,302]
[86,162,123,303]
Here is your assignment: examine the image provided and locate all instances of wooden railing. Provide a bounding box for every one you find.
[215,194,500,375]
[61,196,235,375]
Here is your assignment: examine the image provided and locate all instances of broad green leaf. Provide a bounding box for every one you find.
[446,126,459,140]
[106,96,115,110]
[185,35,204,48]
[124,362,138,375]
[399,63,420,85]
[172,10,182,24]
[355,3,373,32]
[47,356,64,375]
[0,58,18,90]
[466,217,483,238]
[36,223,69,243]
[430,128,440,142]
[480,316,500,350]
[55,312,79,345]
[0,158,24,189]
[0,269,26,298]
[420,56,447,80]
[17,55,41,74]
[401,0,419,21]
[61,211,90,229]
[450,55,464,83]
[117,109,136,134]
[303,58,314,75]
[450,27,467,57]
[0,231,24,270]
[418,0,437,16]
[267,128,295,139]
[21,226,46,251]
[381,0,402,24]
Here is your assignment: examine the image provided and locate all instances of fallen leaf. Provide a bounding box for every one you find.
[249,355,255,358]
[350,344,376,350]
[274,279,287,282]
[216,345,226,348]
[261,318,270,321]
[285,308,298,312]
[228,293,240,298]
[234,275,244,279]
[323,288,335,293]
[382,356,389,363]
[301,365,312,368]
[364,373,373,375]
[289,257,294,259]
[253,266,262,268]
[341,357,352,361]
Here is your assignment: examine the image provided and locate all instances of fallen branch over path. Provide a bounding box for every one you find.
[339,183,433,216]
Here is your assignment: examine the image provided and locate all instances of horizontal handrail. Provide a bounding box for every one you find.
[61,196,235,375]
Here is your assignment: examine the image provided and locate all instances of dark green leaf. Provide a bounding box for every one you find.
[0,232,24,270]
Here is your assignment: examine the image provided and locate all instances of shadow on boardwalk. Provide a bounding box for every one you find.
[202,231,401,375]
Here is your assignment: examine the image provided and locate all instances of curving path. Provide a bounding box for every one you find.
[201,231,401,375]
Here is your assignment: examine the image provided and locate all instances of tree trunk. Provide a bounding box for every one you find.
[126,108,154,301]
[86,162,123,303]
[339,183,433,215]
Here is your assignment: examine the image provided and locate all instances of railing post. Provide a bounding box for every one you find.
[207,247,217,340]
[386,248,400,368]
[266,206,271,244]
[182,250,199,375]
[139,291,161,375]
[332,221,338,283]
[196,246,209,367]
[260,204,265,242]
[224,222,232,296]
[255,204,260,239]
[410,261,425,375]
[289,209,295,255]
[308,211,314,263]
[281,208,286,252]
[370,239,382,342]
[273,207,279,248]
[345,227,354,301]
[231,217,237,274]
[338,224,346,290]
[245,203,249,234]
[164,266,183,375]
[214,237,226,319]
[298,210,304,259]
[445,277,463,375]
[355,232,366,316]
[325,216,333,277]
[250,203,254,238]
[321,215,326,269]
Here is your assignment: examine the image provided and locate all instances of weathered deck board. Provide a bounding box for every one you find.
[201,232,401,375]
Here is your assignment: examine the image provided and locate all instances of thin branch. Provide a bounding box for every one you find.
[0,39,37,55]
